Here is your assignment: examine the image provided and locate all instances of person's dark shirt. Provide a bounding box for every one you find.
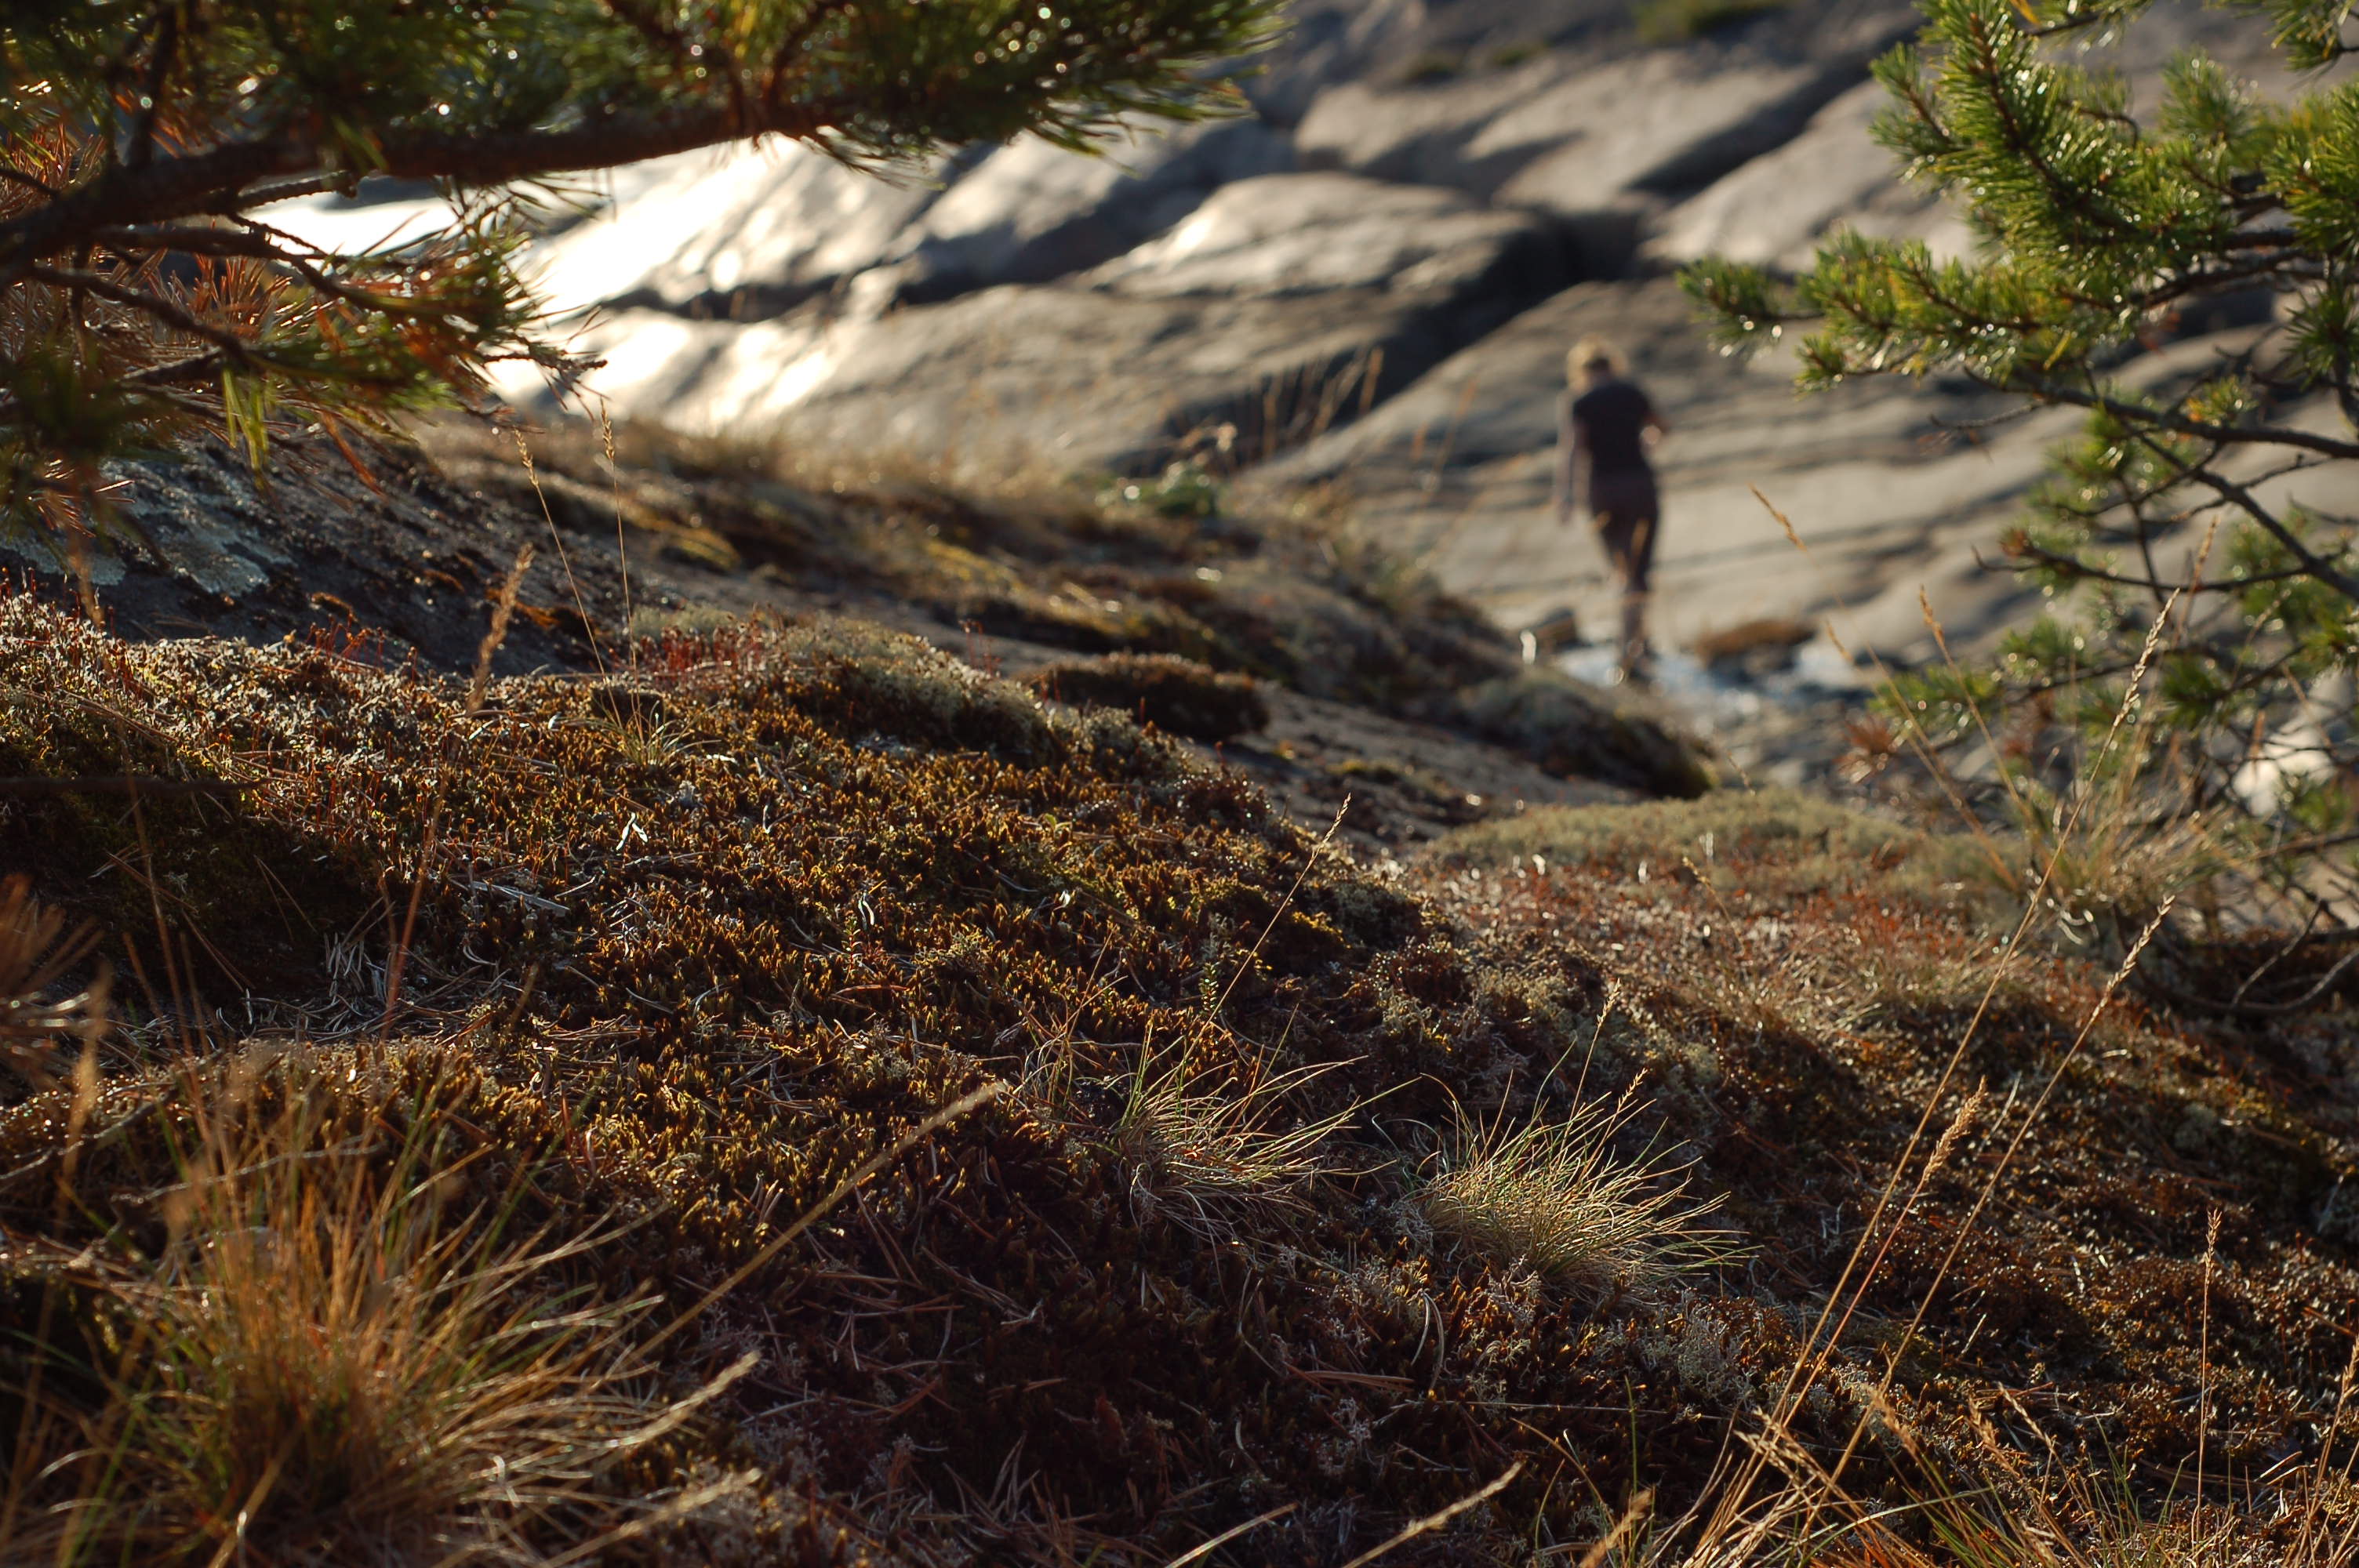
[1566,379,1656,474]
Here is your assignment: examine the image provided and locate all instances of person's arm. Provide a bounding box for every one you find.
[1641,390,1669,451]
[1554,394,1580,525]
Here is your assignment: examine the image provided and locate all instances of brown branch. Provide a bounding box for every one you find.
[122,4,181,172]
[26,263,256,361]
[1997,538,2331,594]
[0,98,836,274]
[2137,255,2310,314]
[2030,382,2359,463]
[2126,431,2359,602]
[106,222,446,319]
[0,165,60,199]
[2146,945,2359,1018]
[2023,9,2130,39]
[94,222,289,262]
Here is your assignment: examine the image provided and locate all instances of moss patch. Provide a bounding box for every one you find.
[2,603,2353,1564]
[1029,652,1270,742]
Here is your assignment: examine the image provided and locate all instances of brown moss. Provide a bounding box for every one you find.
[0,599,2352,1564]
[1029,652,1270,742]
[1456,670,1716,798]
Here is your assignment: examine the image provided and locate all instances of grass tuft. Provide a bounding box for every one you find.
[4,1047,747,1566]
[1109,1048,1354,1240]
[1421,1089,1740,1298]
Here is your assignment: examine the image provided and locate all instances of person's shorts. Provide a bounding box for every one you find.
[1587,470,1659,593]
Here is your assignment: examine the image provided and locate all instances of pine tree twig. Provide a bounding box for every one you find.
[2031,383,2359,464]
[121,5,181,173]
[24,263,257,364]
[2127,433,2359,602]
[1993,539,2328,595]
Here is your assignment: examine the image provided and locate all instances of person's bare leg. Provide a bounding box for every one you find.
[1619,589,1652,683]
[1617,515,1656,683]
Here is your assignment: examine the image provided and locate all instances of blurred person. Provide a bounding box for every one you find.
[1554,336,1668,683]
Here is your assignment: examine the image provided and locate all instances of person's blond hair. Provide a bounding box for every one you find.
[1568,336,1625,386]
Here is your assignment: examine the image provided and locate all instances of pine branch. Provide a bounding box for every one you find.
[2002,535,2329,595]
[2029,383,2359,463]
[2128,431,2359,602]
[26,261,257,363]
[1,98,841,277]
[121,3,180,172]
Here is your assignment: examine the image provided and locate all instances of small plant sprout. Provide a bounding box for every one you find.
[1109,1042,1358,1240]
[1421,1086,1741,1298]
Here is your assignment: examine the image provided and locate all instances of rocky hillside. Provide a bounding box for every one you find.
[282,0,2346,666]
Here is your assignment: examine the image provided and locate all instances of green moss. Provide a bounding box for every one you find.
[1631,0,1785,43]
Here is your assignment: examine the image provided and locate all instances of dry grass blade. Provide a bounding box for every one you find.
[0,874,107,1094]
[467,542,536,716]
[1422,1087,1742,1298]
[1336,1459,1524,1568]
[1575,1488,1652,1568]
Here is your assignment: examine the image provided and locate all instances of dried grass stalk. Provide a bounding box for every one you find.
[467,543,536,716]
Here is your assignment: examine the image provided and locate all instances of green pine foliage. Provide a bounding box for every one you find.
[1684,0,2359,924]
[0,0,1279,534]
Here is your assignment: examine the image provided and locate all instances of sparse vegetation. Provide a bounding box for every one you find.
[1097,459,1226,521]
[1458,668,1717,797]
[1399,51,1467,85]
[434,416,1709,796]
[1330,755,1469,813]
[0,584,2354,1563]
[1429,789,2000,913]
